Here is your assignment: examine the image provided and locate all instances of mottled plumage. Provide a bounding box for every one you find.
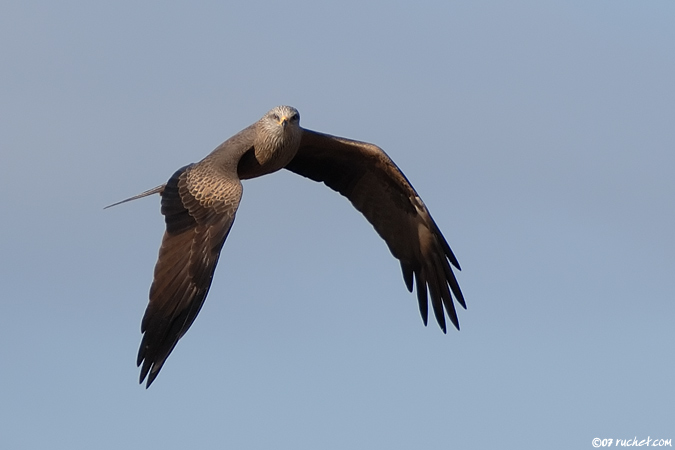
[109,106,465,387]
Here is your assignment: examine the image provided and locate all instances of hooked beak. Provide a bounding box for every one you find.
[279,116,288,128]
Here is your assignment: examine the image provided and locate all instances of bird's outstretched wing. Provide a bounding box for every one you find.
[285,129,465,332]
[137,162,243,387]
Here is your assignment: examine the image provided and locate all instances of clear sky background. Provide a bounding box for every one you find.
[1,1,673,449]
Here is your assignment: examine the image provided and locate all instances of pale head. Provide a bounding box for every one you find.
[265,105,300,127]
[256,105,302,151]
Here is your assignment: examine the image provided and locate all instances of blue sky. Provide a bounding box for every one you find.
[1,1,673,448]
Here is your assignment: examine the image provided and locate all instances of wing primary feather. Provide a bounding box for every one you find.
[414,268,430,328]
[441,255,466,310]
[430,219,461,270]
[401,261,414,292]
[434,255,460,330]
[426,266,447,333]
[146,362,164,387]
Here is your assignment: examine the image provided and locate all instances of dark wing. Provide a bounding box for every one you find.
[285,129,465,333]
[137,162,242,387]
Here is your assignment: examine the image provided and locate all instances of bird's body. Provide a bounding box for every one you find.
[110,106,465,387]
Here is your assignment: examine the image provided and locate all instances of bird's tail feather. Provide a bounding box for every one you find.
[104,185,165,209]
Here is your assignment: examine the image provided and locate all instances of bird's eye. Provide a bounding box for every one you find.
[291,113,299,121]
[272,113,280,122]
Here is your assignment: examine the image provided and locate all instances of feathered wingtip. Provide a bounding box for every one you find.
[104,185,165,209]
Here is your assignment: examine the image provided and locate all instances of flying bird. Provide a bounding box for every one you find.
[109,106,465,387]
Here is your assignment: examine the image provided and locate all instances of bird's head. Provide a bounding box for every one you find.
[250,106,303,171]
[261,105,301,137]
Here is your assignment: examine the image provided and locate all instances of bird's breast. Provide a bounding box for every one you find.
[247,133,301,178]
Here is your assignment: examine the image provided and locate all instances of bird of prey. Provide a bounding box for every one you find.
[109,105,465,387]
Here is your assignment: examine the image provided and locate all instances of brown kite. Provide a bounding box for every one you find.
[109,106,466,387]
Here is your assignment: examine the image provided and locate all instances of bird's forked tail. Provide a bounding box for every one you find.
[104,185,165,209]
